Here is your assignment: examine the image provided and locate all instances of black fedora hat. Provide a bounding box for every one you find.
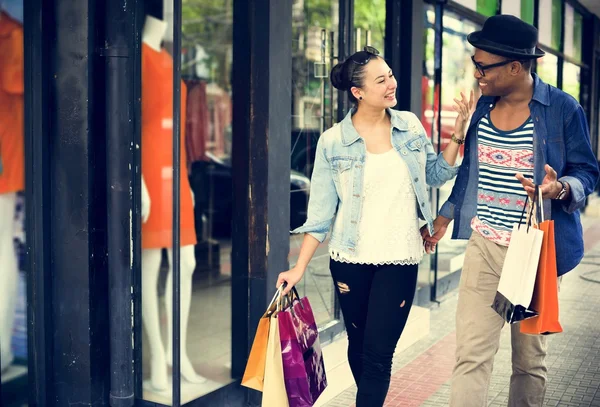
[468,15,545,59]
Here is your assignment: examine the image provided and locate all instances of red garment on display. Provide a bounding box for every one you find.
[0,12,24,194]
[206,84,232,158]
[184,79,209,165]
[141,43,196,249]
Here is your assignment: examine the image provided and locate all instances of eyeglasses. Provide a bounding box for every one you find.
[348,46,380,86]
[471,55,521,77]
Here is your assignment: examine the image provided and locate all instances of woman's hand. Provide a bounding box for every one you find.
[276,267,305,295]
[452,90,475,140]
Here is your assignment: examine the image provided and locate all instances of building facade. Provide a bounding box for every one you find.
[1,0,600,406]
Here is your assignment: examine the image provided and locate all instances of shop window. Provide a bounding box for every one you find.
[138,0,234,404]
[354,0,385,55]
[564,4,583,63]
[536,52,558,87]
[0,1,27,406]
[290,0,340,329]
[563,62,581,101]
[501,0,534,25]
[538,0,562,51]
[453,0,497,17]
[434,10,481,296]
[439,11,480,284]
[421,6,436,144]
[420,4,436,298]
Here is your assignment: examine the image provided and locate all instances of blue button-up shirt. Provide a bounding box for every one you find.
[439,74,600,275]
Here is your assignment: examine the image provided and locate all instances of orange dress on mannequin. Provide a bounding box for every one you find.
[141,43,196,249]
[0,12,24,194]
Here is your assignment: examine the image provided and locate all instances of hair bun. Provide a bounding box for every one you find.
[330,62,349,91]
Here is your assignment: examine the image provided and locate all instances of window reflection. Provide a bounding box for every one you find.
[290,0,340,328]
[0,2,28,405]
[563,62,581,102]
[140,1,234,404]
[435,11,480,289]
[420,5,436,295]
[354,0,385,55]
[536,53,558,87]
[563,4,583,62]
[538,0,562,51]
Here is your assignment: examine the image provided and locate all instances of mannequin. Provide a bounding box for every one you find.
[0,8,24,373]
[141,15,206,391]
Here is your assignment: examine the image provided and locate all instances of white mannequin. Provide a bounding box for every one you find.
[0,9,21,374]
[0,192,18,373]
[141,15,206,391]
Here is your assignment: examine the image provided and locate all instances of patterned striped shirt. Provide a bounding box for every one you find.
[470,113,534,246]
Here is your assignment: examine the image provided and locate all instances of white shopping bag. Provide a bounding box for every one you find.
[492,187,545,323]
[262,304,290,406]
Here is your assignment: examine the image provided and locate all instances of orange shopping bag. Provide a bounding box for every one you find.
[241,317,270,391]
[241,288,281,391]
[520,214,563,335]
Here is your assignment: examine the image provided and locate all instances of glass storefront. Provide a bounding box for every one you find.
[420,4,436,295]
[538,0,562,51]
[290,0,340,329]
[7,1,600,405]
[431,8,480,299]
[354,0,385,54]
[564,3,583,63]
[453,0,498,17]
[562,4,583,103]
[139,0,234,404]
[0,1,28,406]
[537,52,559,88]
[563,62,581,102]
[500,0,534,25]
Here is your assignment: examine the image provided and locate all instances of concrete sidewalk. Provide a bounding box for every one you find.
[319,207,600,407]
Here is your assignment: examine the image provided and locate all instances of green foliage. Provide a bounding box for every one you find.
[181,0,233,87]
[353,0,385,52]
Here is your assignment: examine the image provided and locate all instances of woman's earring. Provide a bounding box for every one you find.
[359,96,363,100]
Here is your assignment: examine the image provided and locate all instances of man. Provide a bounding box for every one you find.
[422,15,600,407]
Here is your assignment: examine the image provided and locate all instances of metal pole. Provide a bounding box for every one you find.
[172,0,183,404]
[329,30,335,128]
[104,0,136,405]
[320,29,326,135]
[431,1,444,303]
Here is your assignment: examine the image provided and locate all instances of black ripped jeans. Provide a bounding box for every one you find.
[330,259,419,407]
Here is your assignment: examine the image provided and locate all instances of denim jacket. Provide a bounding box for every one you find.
[292,108,459,254]
[440,74,600,276]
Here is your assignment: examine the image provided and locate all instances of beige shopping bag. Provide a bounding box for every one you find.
[262,313,289,407]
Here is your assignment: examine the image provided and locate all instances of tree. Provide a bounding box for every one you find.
[181,0,233,89]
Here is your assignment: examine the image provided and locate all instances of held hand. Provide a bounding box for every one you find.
[452,90,475,139]
[276,267,305,295]
[515,164,562,200]
[420,218,449,254]
[420,225,436,254]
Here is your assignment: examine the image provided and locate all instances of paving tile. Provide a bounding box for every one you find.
[324,217,600,406]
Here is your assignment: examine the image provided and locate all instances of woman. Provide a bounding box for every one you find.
[277,46,473,406]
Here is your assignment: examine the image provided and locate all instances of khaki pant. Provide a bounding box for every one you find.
[450,232,548,407]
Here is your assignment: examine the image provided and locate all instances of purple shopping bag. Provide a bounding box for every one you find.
[278,290,327,407]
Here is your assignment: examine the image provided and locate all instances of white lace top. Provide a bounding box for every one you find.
[330,149,424,265]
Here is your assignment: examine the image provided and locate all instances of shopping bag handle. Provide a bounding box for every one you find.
[517,194,531,230]
[277,283,305,313]
[264,286,284,317]
[528,186,543,228]
[518,185,543,232]
[537,185,545,223]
